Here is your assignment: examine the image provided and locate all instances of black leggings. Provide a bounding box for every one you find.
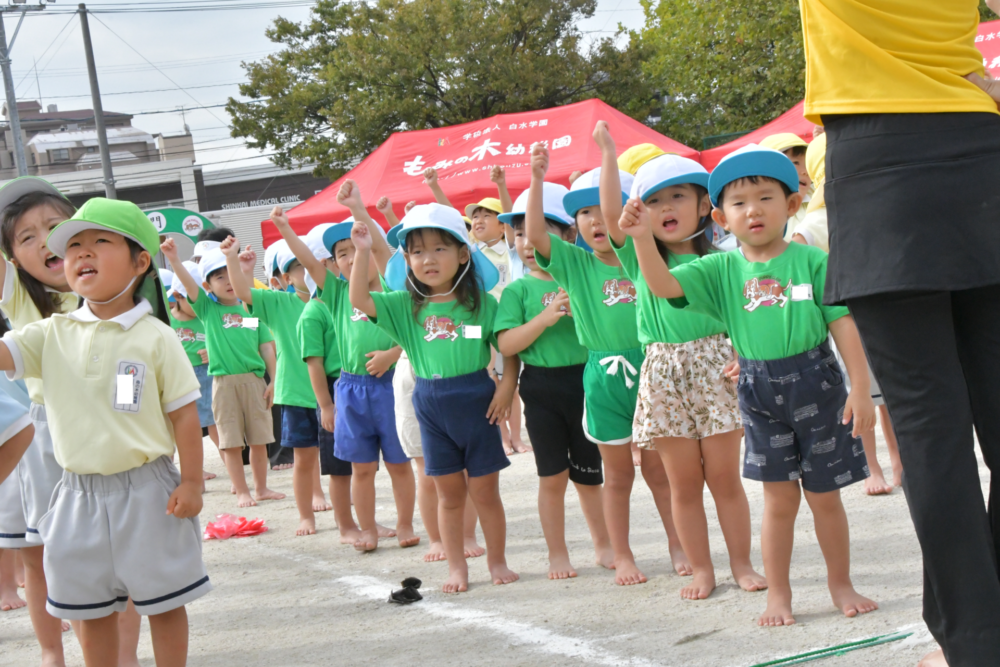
[848,288,1000,666]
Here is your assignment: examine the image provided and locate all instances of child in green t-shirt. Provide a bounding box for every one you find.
[350,203,519,593]
[164,242,284,510]
[493,187,613,581]
[595,123,766,602]
[272,182,418,554]
[620,144,878,626]
[523,143,686,588]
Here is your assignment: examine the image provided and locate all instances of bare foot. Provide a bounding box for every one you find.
[396,527,421,548]
[354,529,378,552]
[376,524,397,538]
[490,563,520,585]
[631,442,642,467]
[864,471,893,495]
[732,563,768,592]
[230,484,236,495]
[671,543,693,576]
[502,442,514,456]
[464,537,485,558]
[891,462,904,489]
[595,546,615,570]
[203,471,217,480]
[424,541,447,562]
[443,567,469,593]
[339,527,362,545]
[917,648,948,667]
[296,518,316,537]
[312,496,333,512]
[548,554,577,580]
[236,492,257,508]
[0,586,25,611]
[614,557,648,586]
[254,488,286,501]
[830,582,878,617]
[681,570,716,600]
[758,589,796,626]
[272,463,292,471]
[511,439,532,454]
[61,620,71,632]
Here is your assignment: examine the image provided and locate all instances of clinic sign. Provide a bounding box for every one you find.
[144,207,214,238]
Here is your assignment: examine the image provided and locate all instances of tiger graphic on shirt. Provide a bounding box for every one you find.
[221,313,243,329]
[602,279,636,306]
[423,315,461,342]
[350,307,370,322]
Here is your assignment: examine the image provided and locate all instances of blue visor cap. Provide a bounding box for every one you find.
[321,222,359,281]
[632,154,709,202]
[386,222,403,249]
[498,182,574,227]
[562,167,635,217]
[387,203,499,293]
[708,144,799,207]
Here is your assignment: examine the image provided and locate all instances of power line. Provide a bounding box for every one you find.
[32,2,317,15]
[41,82,245,100]
[12,14,76,97]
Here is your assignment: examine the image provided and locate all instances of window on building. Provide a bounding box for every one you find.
[87,146,97,153]
[50,149,70,162]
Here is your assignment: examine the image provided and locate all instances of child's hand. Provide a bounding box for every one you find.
[166,480,203,519]
[723,359,740,383]
[486,380,516,424]
[404,200,417,214]
[263,382,274,410]
[843,390,876,438]
[490,165,506,184]
[568,170,583,185]
[530,143,549,179]
[619,198,651,238]
[198,349,209,365]
[238,244,257,274]
[271,205,290,228]
[350,220,372,252]
[538,288,571,327]
[592,120,615,153]
[319,404,335,433]
[376,196,393,214]
[337,179,363,211]
[219,236,239,258]
[422,167,438,186]
[364,349,396,378]
[160,237,179,261]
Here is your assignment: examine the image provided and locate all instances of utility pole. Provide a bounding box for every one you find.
[0,2,44,178]
[78,3,116,198]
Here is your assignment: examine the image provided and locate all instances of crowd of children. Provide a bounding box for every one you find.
[0,120,905,665]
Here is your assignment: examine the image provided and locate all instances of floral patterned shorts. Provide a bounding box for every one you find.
[633,335,742,447]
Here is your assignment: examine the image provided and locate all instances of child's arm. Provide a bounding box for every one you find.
[174,297,196,319]
[260,342,276,409]
[486,355,520,424]
[222,237,254,306]
[497,288,570,357]
[828,316,877,437]
[491,166,513,213]
[0,423,33,486]
[594,121,626,248]
[525,143,554,259]
[376,196,400,228]
[337,180,392,276]
[161,238,201,303]
[271,206,327,288]
[620,199,686,299]
[365,346,402,379]
[306,357,335,433]
[422,168,453,208]
[165,402,203,519]
[347,222,379,319]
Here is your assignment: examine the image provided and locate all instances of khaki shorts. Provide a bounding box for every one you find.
[212,373,275,449]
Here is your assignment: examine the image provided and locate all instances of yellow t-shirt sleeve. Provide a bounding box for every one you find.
[4,320,48,380]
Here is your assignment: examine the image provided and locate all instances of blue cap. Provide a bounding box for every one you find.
[322,222,355,254]
[631,154,709,202]
[562,168,635,217]
[708,144,799,207]
[386,222,403,250]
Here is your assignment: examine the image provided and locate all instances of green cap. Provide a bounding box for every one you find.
[47,197,161,258]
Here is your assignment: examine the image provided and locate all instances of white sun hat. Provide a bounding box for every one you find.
[563,168,635,217]
[498,182,573,227]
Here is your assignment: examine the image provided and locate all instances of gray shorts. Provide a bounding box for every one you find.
[737,342,870,493]
[0,460,29,548]
[18,403,63,545]
[39,456,211,620]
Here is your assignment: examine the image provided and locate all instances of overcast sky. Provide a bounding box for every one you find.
[2,0,644,175]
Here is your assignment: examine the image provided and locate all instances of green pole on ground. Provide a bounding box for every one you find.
[748,631,913,667]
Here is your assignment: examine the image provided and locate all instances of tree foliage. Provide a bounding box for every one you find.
[227,0,656,179]
[634,0,805,148]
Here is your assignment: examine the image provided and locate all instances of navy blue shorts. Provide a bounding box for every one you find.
[334,371,408,465]
[737,342,869,493]
[193,364,215,428]
[318,375,351,477]
[281,404,319,448]
[412,369,510,478]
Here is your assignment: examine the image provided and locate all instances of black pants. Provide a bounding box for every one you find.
[849,288,1000,666]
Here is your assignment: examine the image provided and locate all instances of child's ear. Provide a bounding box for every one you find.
[786,192,803,217]
[698,195,712,218]
[134,250,152,274]
[563,226,578,244]
[711,206,730,231]
[458,245,471,264]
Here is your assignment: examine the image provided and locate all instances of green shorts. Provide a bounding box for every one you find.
[582,347,644,445]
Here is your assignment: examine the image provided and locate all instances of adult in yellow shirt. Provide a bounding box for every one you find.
[800,2,1000,666]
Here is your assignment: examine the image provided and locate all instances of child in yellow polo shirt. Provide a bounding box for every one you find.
[0,197,211,667]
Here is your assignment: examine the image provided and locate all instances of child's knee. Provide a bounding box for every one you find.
[803,487,844,513]
[352,462,378,480]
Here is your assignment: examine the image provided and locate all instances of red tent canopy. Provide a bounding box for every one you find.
[261,99,698,246]
[978,19,1000,76]
[699,101,814,170]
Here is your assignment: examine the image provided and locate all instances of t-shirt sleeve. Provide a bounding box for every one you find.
[493,282,526,336]
[534,234,582,284]
[483,293,499,349]
[319,270,341,313]
[298,306,326,361]
[247,288,275,325]
[0,258,25,318]
[2,320,47,380]
[189,291,211,319]
[814,255,850,324]
[156,324,202,413]
[668,255,725,321]
[611,236,641,281]
[258,323,274,345]
[369,291,409,343]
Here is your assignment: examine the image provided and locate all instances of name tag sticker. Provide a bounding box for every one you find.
[242,317,259,329]
[113,361,146,413]
[116,375,134,404]
[463,325,482,339]
[790,284,813,301]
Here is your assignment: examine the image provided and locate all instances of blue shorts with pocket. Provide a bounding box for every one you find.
[334,371,408,465]
[281,404,319,448]
[737,341,869,493]
[412,369,510,478]
[192,364,215,428]
[318,375,351,476]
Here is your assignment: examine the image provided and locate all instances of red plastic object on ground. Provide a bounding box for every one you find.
[203,514,268,540]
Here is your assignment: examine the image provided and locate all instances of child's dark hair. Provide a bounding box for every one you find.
[205,266,226,283]
[509,215,574,239]
[653,184,714,262]
[197,227,235,243]
[786,146,807,159]
[0,192,77,319]
[404,228,481,321]
[716,176,793,207]
[126,238,170,326]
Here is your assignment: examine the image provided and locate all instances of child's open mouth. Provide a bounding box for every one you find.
[45,256,63,270]
[592,232,606,242]
[77,266,97,279]
[662,219,678,232]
